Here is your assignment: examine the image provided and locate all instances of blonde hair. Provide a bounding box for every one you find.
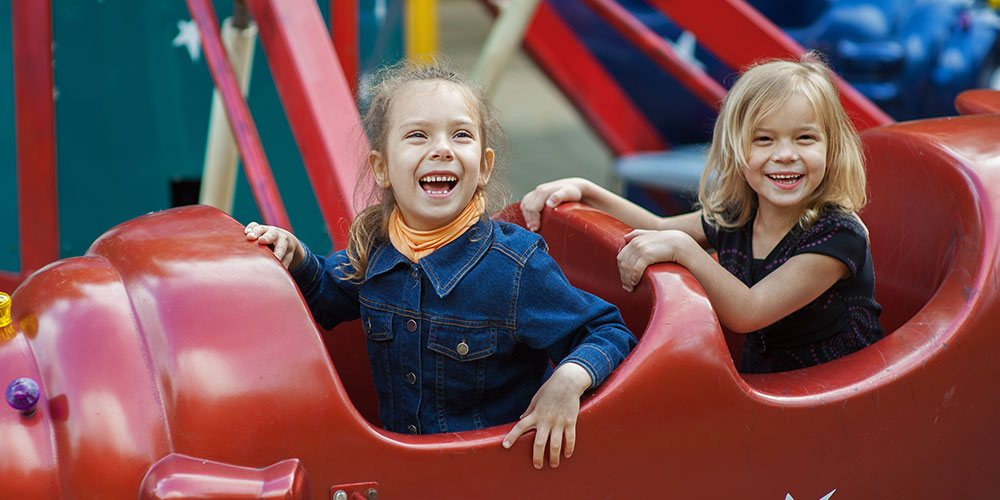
[699,52,868,229]
[342,61,508,281]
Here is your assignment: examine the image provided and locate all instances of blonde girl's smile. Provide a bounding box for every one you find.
[370,79,494,231]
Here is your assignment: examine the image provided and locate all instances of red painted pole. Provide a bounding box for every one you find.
[645,0,893,130]
[246,0,363,250]
[582,0,727,110]
[514,2,667,155]
[187,0,292,230]
[12,0,59,279]
[331,0,359,97]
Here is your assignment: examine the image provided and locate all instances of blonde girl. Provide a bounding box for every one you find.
[522,54,882,373]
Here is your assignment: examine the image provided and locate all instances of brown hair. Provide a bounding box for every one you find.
[342,61,508,281]
[700,52,868,229]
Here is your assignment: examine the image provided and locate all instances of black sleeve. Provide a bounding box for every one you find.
[700,213,719,250]
[792,214,869,278]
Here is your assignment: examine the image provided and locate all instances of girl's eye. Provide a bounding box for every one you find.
[454,130,474,139]
[753,136,772,143]
[405,131,427,140]
[798,135,817,142]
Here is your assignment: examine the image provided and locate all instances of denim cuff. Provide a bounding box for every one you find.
[288,245,322,295]
[560,344,614,390]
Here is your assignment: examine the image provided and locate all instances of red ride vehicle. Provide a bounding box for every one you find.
[1,90,1000,498]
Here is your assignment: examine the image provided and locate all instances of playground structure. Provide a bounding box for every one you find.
[3,0,1000,498]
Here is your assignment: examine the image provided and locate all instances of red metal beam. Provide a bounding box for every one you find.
[187,0,292,230]
[12,0,59,279]
[646,0,893,130]
[247,0,363,250]
[331,1,359,97]
[581,0,726,110]
[517,2,666,155]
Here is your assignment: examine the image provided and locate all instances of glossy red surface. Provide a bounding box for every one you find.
[1,109,998,498]
[139,453,309,499]
[955,88,1000,115]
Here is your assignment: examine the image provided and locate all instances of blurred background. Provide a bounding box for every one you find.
[2,0,998,284]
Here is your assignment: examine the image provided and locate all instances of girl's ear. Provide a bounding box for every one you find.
[369,150,390,188]
[479,147,495,187]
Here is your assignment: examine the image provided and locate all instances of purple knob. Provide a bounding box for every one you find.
[6,377,40,414]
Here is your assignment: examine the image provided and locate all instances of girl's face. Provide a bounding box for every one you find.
[744,92,827,220]
[370,80,494,231]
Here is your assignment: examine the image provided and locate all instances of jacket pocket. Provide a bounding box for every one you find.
[427,321,497,431]
[427,321,497,361]
[361,308,394,342]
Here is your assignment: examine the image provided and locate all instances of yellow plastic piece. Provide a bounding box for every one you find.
[0,292,10,329]
[991,0,1000,10]
[406,0,437,63]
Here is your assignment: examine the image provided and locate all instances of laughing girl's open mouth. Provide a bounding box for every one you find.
[419,174,458,195]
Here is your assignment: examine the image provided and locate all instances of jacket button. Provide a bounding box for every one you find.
[405,372,417,385]
[407,424,418,434]
[406,319,417,332]
[456,341,469,356]
[364,318,371,333]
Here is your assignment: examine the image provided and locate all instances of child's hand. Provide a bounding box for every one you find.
[617,229,695,291]
[244,222,305,270]
[520,178,591,232]
[502,362,592,469]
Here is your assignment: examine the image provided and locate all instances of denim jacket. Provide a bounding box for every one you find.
[290,218,636,434]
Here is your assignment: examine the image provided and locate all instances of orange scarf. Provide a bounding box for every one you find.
[389,194,485,262]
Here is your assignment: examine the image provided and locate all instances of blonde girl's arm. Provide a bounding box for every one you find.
[617,230,846,332]
[520,177,666,231]
[682,250,847,333]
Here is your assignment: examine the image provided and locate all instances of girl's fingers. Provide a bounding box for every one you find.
[564,425,576,458]
[623,229,648,242]
[548,426,564,468]
[617,246,637,291]
[520,192,545,231]
[502,416,533,449]
[532,425,551,469]
[272,237,286,258]
[545,189,564,208]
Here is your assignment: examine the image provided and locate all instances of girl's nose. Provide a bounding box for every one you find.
[429,144,454,161]
[771,144,800,163]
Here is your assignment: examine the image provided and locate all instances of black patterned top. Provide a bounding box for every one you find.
[702,210,884,373]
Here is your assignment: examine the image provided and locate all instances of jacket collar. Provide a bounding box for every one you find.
[366,218,494,298]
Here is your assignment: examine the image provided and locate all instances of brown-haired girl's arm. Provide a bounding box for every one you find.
[617,229,846,332]
[521,177,709,246]
[244,222,306,270]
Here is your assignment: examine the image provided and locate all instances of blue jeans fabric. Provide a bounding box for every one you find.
[290,218,636,434]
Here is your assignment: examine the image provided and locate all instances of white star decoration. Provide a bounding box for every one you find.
[173,19,202,62]
[786,489,836,500]
[669,30,705,71]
